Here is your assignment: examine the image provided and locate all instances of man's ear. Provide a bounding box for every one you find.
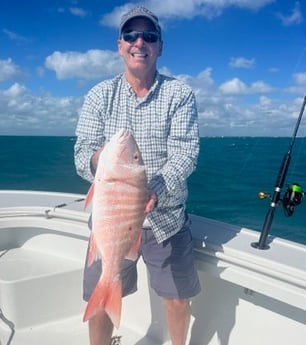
[118,39,123,56]
[158,40,163,57]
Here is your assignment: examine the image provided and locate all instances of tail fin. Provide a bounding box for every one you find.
[83,276,122,329]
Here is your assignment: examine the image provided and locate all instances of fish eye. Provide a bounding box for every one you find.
[134,153,139,161]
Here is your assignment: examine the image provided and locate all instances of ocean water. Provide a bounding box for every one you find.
[0,136,305,245]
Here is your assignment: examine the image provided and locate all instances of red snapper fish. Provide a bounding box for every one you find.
[83,128,153,328]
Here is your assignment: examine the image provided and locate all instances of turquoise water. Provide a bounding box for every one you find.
[0,136,305,244]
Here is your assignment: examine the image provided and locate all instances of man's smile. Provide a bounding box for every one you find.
[131,52,148,58]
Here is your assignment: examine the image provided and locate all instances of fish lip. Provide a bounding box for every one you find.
[112,129,135,158]
[113,128,131,142]
[117,129,132,143]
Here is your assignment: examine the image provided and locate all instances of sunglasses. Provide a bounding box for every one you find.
[122,30,160,43]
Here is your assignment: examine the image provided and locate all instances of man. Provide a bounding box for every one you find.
[74,6,201,345]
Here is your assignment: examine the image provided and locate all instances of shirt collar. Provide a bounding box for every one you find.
[122,71,160,101]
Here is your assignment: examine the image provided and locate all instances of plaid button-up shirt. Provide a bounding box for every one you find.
[74,72,199,243]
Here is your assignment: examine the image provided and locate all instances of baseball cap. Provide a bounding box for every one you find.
[119,6,161,37]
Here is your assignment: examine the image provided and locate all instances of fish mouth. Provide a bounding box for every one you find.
[116,128,133,143]
[115,129,144,166]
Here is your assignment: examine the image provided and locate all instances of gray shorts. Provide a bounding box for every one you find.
[83,220,201,301]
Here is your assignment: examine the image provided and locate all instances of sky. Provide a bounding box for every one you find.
[0,0,306,137]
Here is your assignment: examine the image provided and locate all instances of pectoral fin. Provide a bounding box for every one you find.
[125,230,142,261]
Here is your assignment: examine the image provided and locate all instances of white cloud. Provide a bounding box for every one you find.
[100,0,275,27]
[286,72,306,94]
[45,50,124,80]
[0,69,304,136]
[269,67,279,73]
[219,78,274,95]
[69,7,88,18]
[166,69,303,136]
[2,29,29,43]
[3,83,27,98]
[36,66,45,78]
[229,57,255,69]
[0,58,22,82]
[0,50,304,136]
[293,72,306,85]
[250,81,274,93]
[277,1,303,26]
[259,95,273,107]
[219,78,248,94]
[174,68,215,92]
[196,93,306,137]
[0,83,82,135]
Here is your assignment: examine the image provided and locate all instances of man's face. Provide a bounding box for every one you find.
[118,17,163,76]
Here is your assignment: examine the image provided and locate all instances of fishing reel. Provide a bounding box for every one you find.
[282,183,304,217]
[258,183,304,217]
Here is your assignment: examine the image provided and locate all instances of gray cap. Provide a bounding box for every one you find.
[119,6,161,37]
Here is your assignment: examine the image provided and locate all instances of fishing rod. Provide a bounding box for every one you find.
[252,94,306,250]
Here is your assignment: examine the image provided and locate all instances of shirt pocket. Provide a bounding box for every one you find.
[145,122,169,159]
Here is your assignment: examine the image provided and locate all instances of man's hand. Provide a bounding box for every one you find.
[90,146,104,174]
[145,191,157,213]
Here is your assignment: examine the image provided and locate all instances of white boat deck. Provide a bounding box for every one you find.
[0,190,305,345]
